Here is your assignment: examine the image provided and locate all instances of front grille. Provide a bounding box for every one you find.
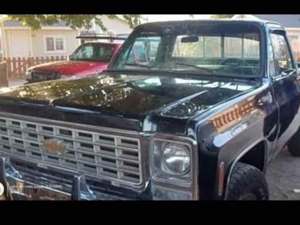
[0,116,143,187]
[31,72,60,81]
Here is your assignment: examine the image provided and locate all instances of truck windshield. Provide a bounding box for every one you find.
[111,23,262,77]
[70,43,114,62]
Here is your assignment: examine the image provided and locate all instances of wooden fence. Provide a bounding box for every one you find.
[1,56,67,81]
[0,62,8,87]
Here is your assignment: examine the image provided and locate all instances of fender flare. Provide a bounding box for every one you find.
[222,139,268,200]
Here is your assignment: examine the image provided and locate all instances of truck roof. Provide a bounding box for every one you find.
[81,41,122,47]
[135,19,285,31]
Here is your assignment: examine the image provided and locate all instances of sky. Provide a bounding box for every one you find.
[142,14,212,22]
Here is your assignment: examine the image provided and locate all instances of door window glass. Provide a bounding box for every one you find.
[270,32,294,75]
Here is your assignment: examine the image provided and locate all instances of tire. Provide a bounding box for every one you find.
[288,129,300,157]
[226,162,269,200]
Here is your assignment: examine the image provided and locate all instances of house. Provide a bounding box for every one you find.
[253,15,300,61]
[0,15,132,59]
[0,20,80,58]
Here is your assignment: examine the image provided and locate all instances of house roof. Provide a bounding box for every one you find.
[2,19,69,28]
[253,14,300,28]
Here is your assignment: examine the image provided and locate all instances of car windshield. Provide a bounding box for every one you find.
[111,22,262,77]
[70,43,115,62]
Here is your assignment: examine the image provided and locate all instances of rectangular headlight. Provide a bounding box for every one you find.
[150,134,198,200]
[151,139,192,187]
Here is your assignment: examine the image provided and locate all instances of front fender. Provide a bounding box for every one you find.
[193,83,277,200]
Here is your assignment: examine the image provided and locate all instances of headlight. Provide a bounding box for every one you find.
[150,136,198,200]
[151,138,194,186]
[25,70,32,79]
[161,143,191,176]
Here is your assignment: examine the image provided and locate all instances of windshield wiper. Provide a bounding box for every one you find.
[174,62,213,74]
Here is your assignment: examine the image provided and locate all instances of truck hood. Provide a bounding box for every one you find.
[30,60,108,75]
[0,72,259,119]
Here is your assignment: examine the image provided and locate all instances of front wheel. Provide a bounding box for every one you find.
[226,163,269,200]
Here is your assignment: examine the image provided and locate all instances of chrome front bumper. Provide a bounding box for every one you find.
[0,157,148,200]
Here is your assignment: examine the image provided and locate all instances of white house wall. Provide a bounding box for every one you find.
[2,28,31,58]
[31,29,80,57]
[2,28,80,58]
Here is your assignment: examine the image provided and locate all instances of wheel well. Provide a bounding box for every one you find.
[239,141,266,172]
[223,141,267,199]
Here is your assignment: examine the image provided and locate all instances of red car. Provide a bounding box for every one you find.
[26,41,122,83]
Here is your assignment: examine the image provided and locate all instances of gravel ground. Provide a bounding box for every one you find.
[266,147,300,200]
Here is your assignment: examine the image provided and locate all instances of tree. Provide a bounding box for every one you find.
[210,15,234,19]
[8,14,142,30]
[121,15,141,29]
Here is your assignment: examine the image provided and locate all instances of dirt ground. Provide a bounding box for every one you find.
[267,148,300,200]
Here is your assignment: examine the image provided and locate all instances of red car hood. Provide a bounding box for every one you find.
[30,60,109,75]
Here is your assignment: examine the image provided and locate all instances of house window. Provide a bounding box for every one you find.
[45,36,65,53]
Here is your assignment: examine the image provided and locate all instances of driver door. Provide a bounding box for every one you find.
[269,29,300,158]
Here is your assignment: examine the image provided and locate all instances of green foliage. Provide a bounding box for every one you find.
[8,15,142,30]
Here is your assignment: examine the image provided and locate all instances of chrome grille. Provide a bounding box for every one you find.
[31,72,60,81]
[0,116,143,186]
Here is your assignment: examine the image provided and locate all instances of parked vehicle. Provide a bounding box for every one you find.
[0,19,300,200]
[25,37,125,83]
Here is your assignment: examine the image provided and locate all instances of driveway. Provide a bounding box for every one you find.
[267,147,300,200]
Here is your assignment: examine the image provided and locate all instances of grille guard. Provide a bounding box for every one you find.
[0,156,108,200]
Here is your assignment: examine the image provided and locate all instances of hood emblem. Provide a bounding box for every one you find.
[42,139,66,155]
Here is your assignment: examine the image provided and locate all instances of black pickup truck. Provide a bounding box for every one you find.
[0,19,299,200]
